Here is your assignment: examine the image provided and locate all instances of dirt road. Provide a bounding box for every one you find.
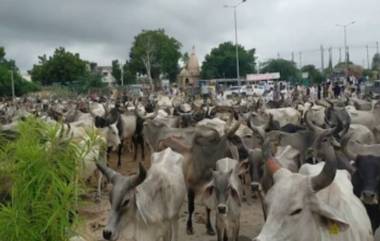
[77,152,264,241]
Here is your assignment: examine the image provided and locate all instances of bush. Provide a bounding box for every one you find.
[0,118,85,241]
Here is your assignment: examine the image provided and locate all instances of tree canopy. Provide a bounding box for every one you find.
[30,47,88,85]
[260,59,300,82]
[128,29,182,84]
[301,65,324,84]
[111,60,122,84]
[372,53,380,71]
[201,42,256,79]
[0,47,39,97]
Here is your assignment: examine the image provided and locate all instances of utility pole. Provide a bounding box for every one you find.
[224,0,247,86]
[320,45,325,71]
[339,48,342,63]
[10,70,15,102]
[291,52,295,62]
[120,60,124,87]
[366,45,370,69]
[328,47,333,70]
[336,21,356,78]
[299,52,302,69]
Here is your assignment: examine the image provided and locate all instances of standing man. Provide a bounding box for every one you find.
[201,83,209,105]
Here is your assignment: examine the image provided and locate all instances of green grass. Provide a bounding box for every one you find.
[0,118,89,241]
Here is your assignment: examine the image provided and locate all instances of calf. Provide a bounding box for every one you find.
[97,148,186,241]
[203,158,244,241]
[352,155,380,231]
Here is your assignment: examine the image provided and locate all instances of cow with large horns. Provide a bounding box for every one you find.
[97,148,186,241]
[254,128,373,241]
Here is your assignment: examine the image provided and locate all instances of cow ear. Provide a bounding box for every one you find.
[201,181,216,208]
[310,198,349,234]
[237,159,250,177]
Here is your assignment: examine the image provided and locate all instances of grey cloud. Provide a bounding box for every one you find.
[1,0,379,72]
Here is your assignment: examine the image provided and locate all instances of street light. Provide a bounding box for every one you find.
[224,0,247,86]
[336,21,356,72]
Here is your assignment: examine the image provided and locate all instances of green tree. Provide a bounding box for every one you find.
[129,29,182,86]
[122,61,136,85]
[181,52,190,66]
[0,47,39,97]
[111,60,122,84]
[372,53,380,71]
[260,59,300,82]
[201,42,256,79]
[301,65,324,84]
[30,47,88,85]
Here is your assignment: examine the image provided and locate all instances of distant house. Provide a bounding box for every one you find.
[95,66,116,85]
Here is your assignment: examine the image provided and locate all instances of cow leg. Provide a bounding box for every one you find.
[133,136,138,161]
[233,223,240,241]
[170,218,179,241]
[186,189,195,235]
[95,173,102,203]
[141,139,145,161]
[106,146,112,161]
[117,140,123,168]
[206,207,215,235]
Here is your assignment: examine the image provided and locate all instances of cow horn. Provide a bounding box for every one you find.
[131,162,147,187]
[226,120,240,137]
[263,139,282,175]
[310,128,337,192]
[264,113,273,131]
[96,162,118,184]
[304,110,321,132]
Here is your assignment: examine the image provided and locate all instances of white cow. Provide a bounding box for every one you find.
[254,142,373,241]
[265,107,300,127]
[202,158,243,241]
[97,148,186,241]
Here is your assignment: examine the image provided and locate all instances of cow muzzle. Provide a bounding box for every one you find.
[251,182,262,192]
[361,190,378,205]
[217,204,228,214]
[102,228,119,241]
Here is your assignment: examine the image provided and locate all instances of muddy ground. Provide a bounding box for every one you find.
[77,150,264,241]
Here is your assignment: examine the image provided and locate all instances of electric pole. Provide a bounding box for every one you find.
[339,48,342,63]
[291,52,295,62]
[328,47,333,70]
[120,60,124,87]
[299,52,303,69]
[320,45,325,71]
[366,45,370,69]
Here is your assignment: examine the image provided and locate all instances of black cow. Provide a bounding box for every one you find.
[352,155,380,231]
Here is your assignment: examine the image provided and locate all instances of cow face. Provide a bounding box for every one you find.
[96,163,146,241]
[354,156,380,205]
[203,170,241,215]
[95,116,121,151]
[254,169,349,241]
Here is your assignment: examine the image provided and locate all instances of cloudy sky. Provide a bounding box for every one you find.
[1,0,380,73]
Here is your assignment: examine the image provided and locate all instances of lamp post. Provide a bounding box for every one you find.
[336,21,356,79]
[224,0,247,86]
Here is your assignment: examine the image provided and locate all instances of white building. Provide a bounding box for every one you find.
[95,66,116,85]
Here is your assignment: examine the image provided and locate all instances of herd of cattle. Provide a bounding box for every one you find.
[1,92,380,241]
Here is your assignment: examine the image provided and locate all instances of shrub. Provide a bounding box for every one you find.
[0,118,86,241]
